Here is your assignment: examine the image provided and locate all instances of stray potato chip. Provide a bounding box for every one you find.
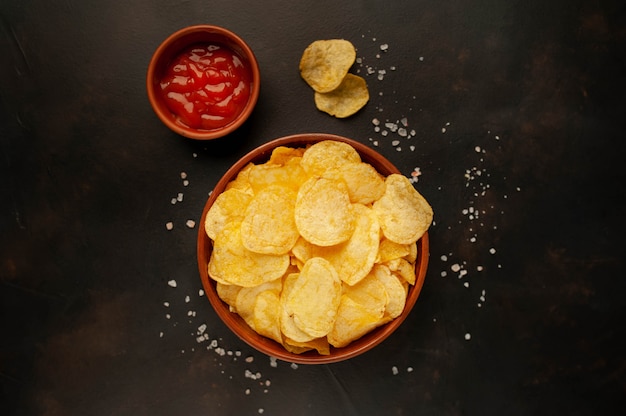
[209,222,290,287]
[240,185,299,255]
[286,257,342,338]
[204,188,253,240]
[295,177,355,246]
[300,140,361,177]
[204,140,433,354]
[372,174,434,245]
[314,74,369,118]
[299,39,356,93]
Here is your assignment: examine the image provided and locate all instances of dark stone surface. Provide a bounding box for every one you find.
[1,0,625,414]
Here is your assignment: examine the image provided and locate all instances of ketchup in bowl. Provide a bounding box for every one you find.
[159,44,252,131]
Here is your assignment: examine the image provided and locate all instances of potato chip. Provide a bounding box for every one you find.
[326,162,385,204]
[208,222,290,287]
[224,162,254,193]
[372,174,433,245]
[240,185,300,255]
[235,279,282,328]
[216,281,242,311]
[323,204,380,286]
[280,273,317,342]
[376,238,412,264]
[284,336,330,355]
[268,146,306,165]
[295,176,355,246]
[372,264,407,319]
[299,39,356,93]
[327,295,384,348]
[204,188,253,240]
[247,160,308,194]
[252,290,283,343]
[405,241,418,264]
[286,257,342,338]
[300,140,361,177]
[314,74,369,118]
[343,271,388,317]
[385,257,416,286]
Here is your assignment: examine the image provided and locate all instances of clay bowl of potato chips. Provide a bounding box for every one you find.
[197,133,432,364]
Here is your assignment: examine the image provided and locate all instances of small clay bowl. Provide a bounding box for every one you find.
[197,133,430,364]
[146,25,260,140]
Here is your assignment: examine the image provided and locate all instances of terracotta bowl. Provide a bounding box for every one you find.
[146,25,260,140]
[197,133,429,364]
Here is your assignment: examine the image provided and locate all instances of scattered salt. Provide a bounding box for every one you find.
[186,220,196,228]
[165,222,173,230]
[167,279,177,288]
[465,333,471,341]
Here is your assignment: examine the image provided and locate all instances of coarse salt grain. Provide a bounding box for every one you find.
[167,279,177,288]
[465,333,471,341]
[186,220,196,228]
[392,366,399,375]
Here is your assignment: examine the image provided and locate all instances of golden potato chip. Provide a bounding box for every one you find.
[240,185,299,255]
[291,205,379,285]
[208,222,290,287]
[372,174,433,244]
[405,241,418,264]
[314,74,369,118]
[284,336,330,355]
[204,188,253,240]
[376,238,412,264]
[372,264,407,319]
[252,290,283,343]
[216,281,242,311]
[299,39,356,93]
[247,160,308,194]
[385,257,416,286]
[268,146,306,165]
[324,204,380,286]
[300,140,361,177]
[295,177,355,246]
[235,279,282,327]
[327,295,384,348]
[343,271,388,317]
[286,257,342,338]
[280,273,317,343]
[224,162,254,193]
[326,162,385,204]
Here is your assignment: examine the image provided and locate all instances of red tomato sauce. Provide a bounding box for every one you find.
[159,44,251,130]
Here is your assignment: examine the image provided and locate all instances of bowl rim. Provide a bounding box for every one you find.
[196,133,429,364]
[146,24,260,140]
